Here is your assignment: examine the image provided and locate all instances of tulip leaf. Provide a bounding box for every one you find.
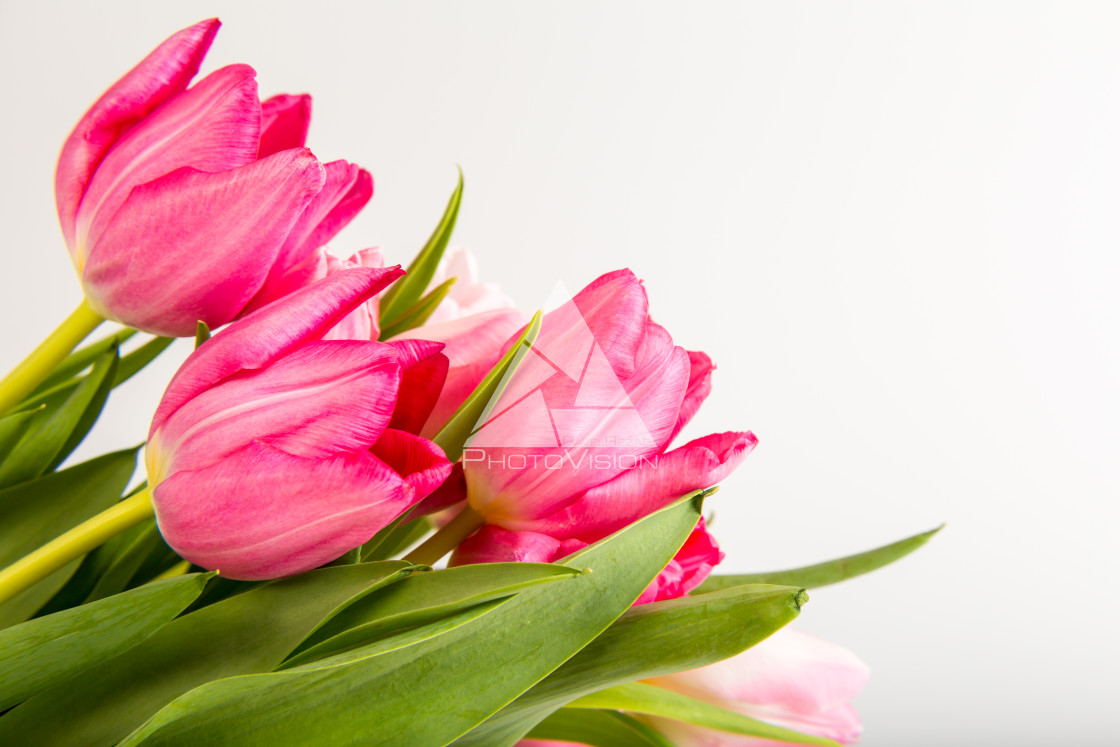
[0,572,212,711]
[452,582,805,746]
[433,309,543,462]
[114,492,705,747]
[0,406,44,456]
[526,708,676,747]
[194,322,211,348]
[0,561,418,745]
[30,327,136,395]
[83,520,166,603]
[284,562,584,667]
[695,524,944,593]
[378,166,463,323]
[0,349,118,487]
[379,276,458,340]
[0,448,138,629]
[361,515,432,561]
[569,682,840,747]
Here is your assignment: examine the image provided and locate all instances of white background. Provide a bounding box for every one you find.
[2,2,1118,745]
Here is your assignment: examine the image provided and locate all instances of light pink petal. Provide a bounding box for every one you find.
[76,64,262,256]
[646,628,869,745]
[150,266,404,436]
[56,18,220,250]
[383,339,448,434]
[369,428,451,501]
[516,742,587,747]
[321,248,386,340]
[82,149,325,337]
[564,268,649,378]
[152,440,413,580]
[152,340,401,477]
[258,93,311,157]
[449,525,562,566]
[411,463,467,517]
[671,350,715,444]
[504,431,757,541]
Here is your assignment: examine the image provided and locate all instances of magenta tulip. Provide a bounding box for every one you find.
[145,267,451,579]
[55,18,371,336]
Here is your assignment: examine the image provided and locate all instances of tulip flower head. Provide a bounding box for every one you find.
[56,18,372,336]
[145,267,451,579]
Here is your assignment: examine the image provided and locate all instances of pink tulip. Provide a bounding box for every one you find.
[643,628,869,746]
[55,19,371,336]
[145,267,451,579]
[460,269,756,528]
[424,246,517,324]
[451,519,724,605]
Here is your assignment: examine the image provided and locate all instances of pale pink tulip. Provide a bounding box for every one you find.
[643,629,869,746]
[425,246,517,324]
[146,267,451,579]
[56,19,370,336]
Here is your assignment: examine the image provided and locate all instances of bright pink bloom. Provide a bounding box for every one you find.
[460,269,755,528]
[145,267,451,580]
[451,520,724,605]
[643,629,869,745]
[55,19,371,336]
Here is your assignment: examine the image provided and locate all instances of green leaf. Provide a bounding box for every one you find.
[361,516,432,561]
[116,492,705,747]
[284,562,584,667]
[0,406,44,456]
[527,708,675,747]
[433,309,542,462]
[83,520,166,603]
[30,327,136,395]
[0,572,212,711]
[0,349,118,487]
[194,322,211,348]
[570,682,839,747]
[378,276,457,340]
[695,524,944,592]
[454,582,805,746]
[378,166,463,323]
[0,449,138,628]
[0,561,417,745]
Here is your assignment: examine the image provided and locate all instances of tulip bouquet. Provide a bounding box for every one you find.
[0,19,938,747]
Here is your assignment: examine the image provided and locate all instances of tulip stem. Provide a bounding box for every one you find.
[404,505,484,566]
[0,488,154,607]
[0,299,104,415]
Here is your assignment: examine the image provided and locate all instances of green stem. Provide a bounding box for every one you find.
[403,505,484,566]
[0,488,154,606]
[0,299,104,415]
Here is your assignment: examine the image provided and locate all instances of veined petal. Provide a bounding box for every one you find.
[149,266,404,436]
[152,441,414,580]
[77,64,262,257]
[152,340,401,477]
[82,149,326,337]
[502,431,757,540]
[56,18,220,250]
[370,428,451,500]
[411,462,467,517]
[671,350,715,443]
[384,339,448,434]
[321,248,386,340]
[259,93,311,157]
[449,525,562,566]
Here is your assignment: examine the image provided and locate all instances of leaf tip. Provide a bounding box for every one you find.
[793,588,809,611]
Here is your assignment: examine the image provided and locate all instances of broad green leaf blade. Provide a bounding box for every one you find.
[379,276,457,340]
[527,708,675,747]
[378,167,463,322]
[0,449,138,628]
[695,525,944,593]
[433,309,542,461]
[571,682,839,747]
[361,516,432,561]
[0,561,417,745]
[0,573,212,710]
[0,406,43,456]
[0,349,118,487]
[118,492,705,747]
[83,520,165,602]
[454,583,805,746]
[30,327,135,395]
[111,335,176,388]
[284,562,583,667]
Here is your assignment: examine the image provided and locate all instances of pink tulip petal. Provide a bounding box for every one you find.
[82,149,325,336]
[370,428,451,500]
[150,266,403,436]
[671,350,715,443]
[503,431,757,541]
[153,440,413,580]
[258,93,311,157]
[384,339,448,434]
[449,525,562,565]
[152,340,402,477]
[411,463,467,517]
[56,18,220,250]
[77,64,262,256]
[320,248,386,340]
